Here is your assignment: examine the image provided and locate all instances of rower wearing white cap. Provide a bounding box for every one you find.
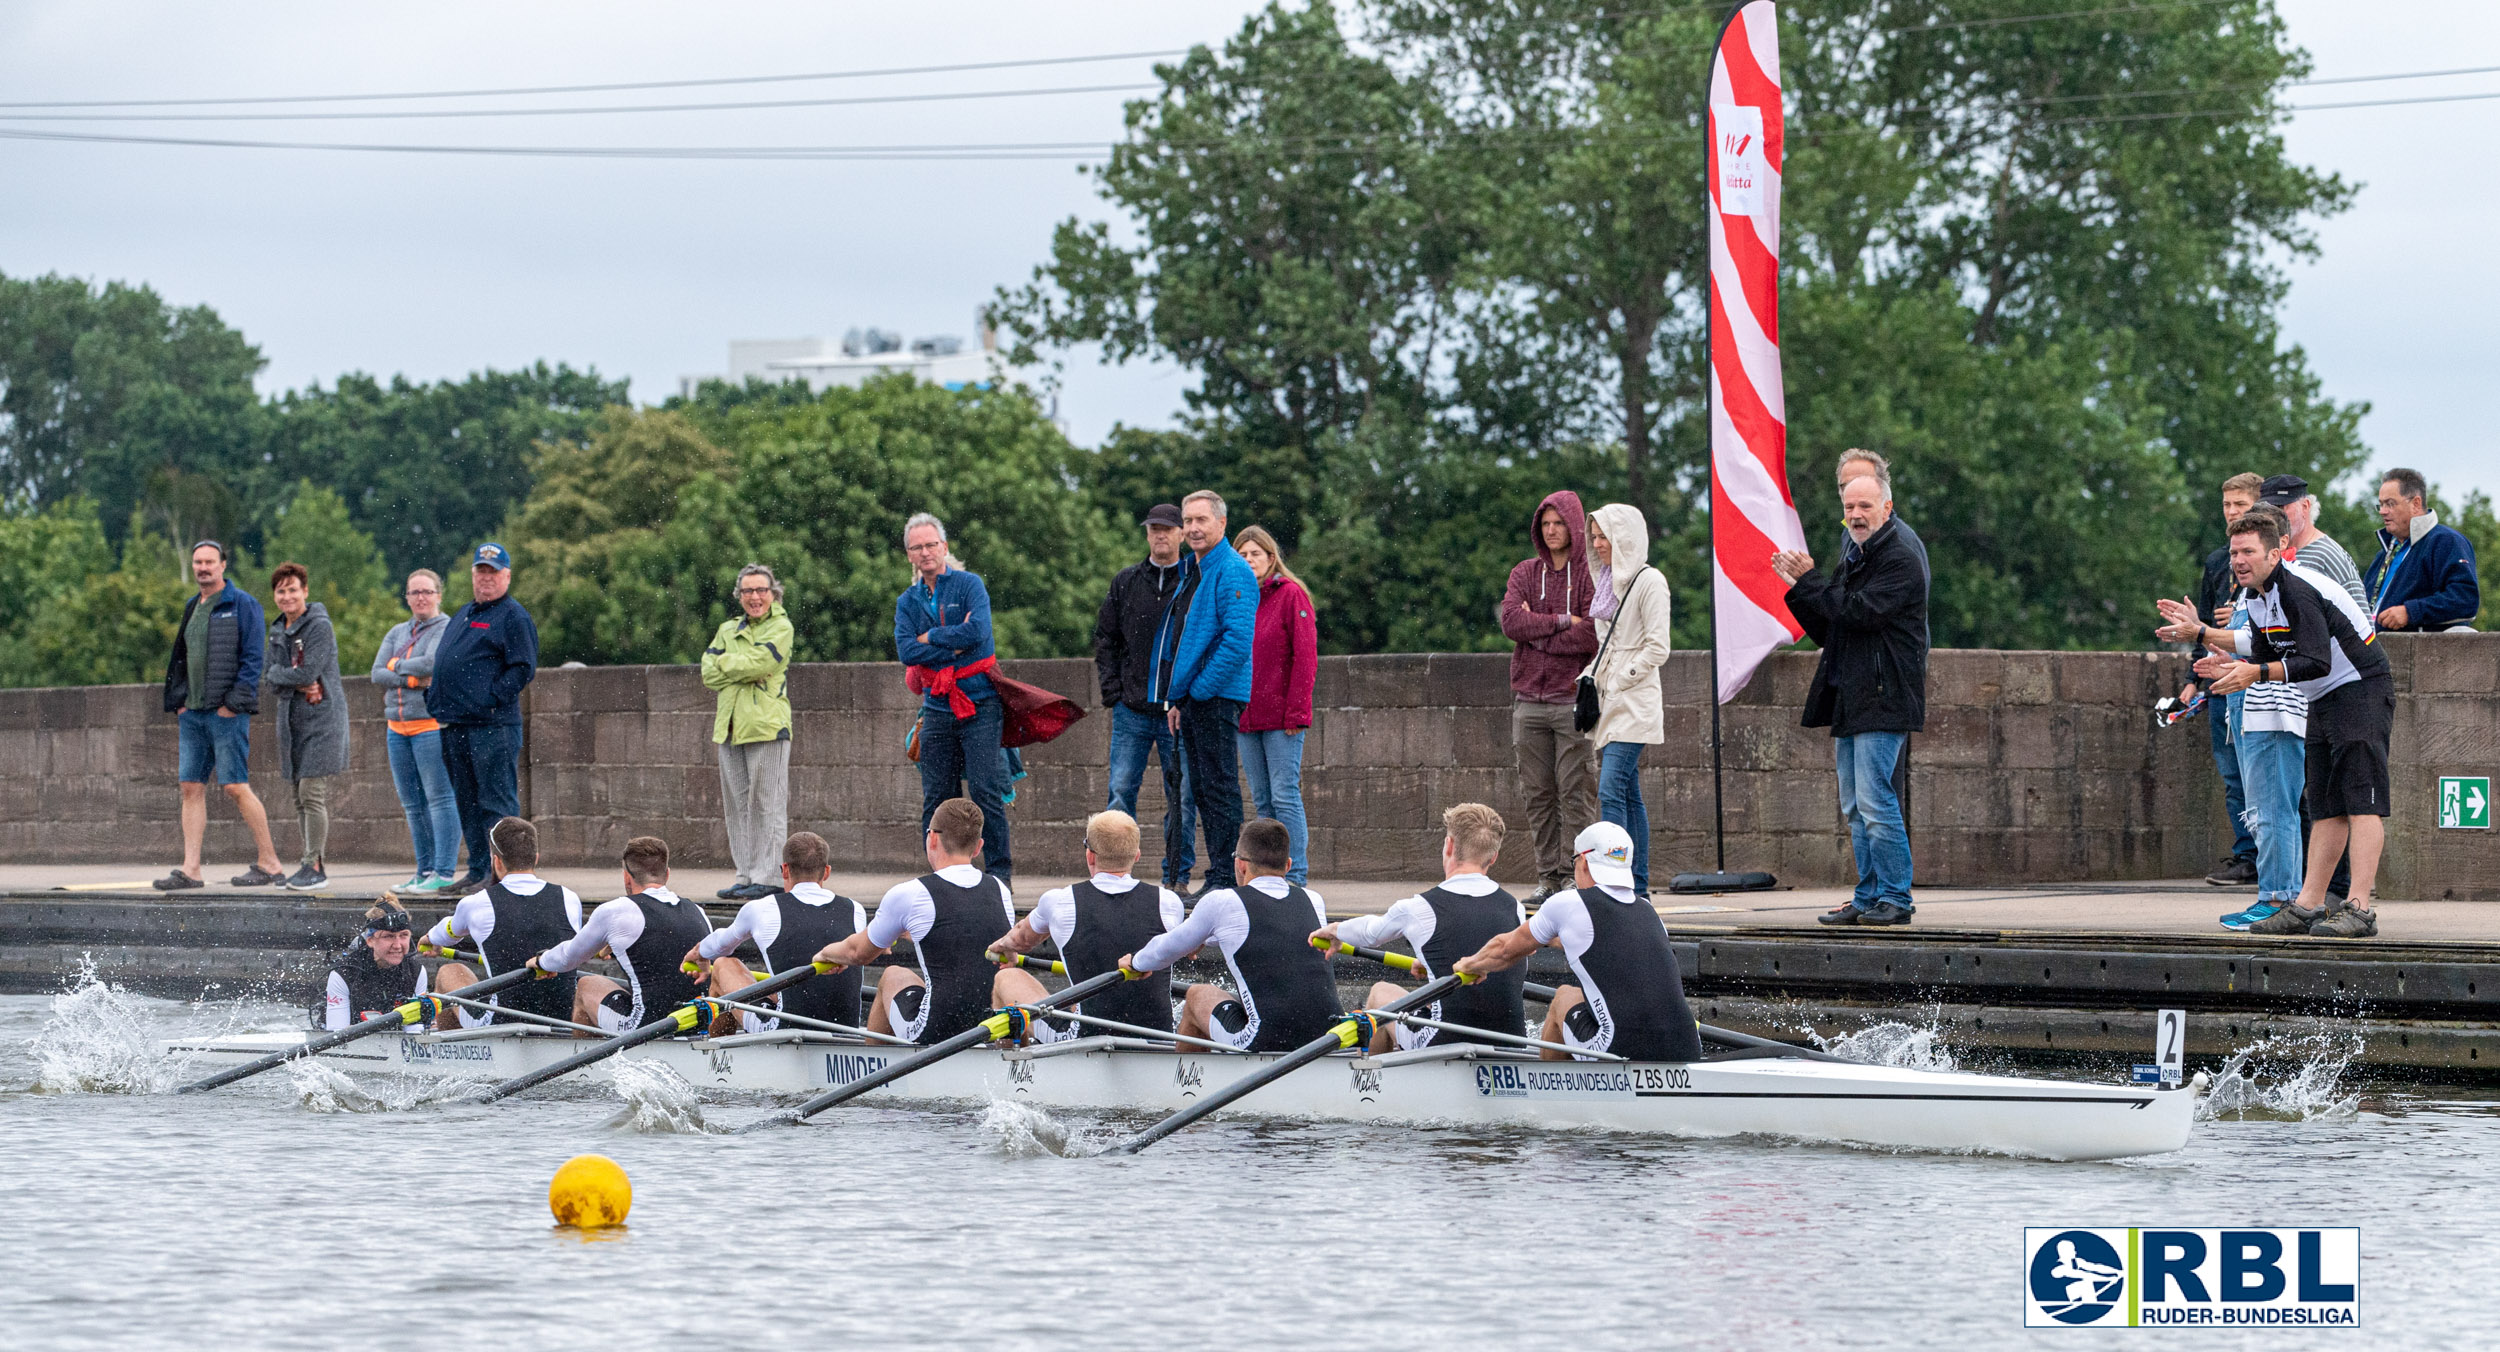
[1309,802,1526,1054]
[1120,817,1342,1052]
[1453,820,1701,1062]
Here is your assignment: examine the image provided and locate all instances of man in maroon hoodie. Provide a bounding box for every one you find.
[1499,490,1601,901]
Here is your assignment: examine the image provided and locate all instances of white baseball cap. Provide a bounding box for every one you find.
[1573,821,1637,890]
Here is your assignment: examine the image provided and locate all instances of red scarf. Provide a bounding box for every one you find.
[906,655,999,719]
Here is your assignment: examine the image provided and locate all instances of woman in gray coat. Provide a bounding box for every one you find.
[265,561,350,891]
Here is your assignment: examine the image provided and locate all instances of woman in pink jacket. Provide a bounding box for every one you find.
[1233,525,1319,885]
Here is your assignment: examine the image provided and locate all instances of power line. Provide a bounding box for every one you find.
[0,81,1160,124]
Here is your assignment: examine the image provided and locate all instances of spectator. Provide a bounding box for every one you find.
[1499,491,1600,901]
[263,561,350,892]
[1234,524,1319,886]
[704,564,796,902]
[1094,503,1196,889]
[2264,475,2367,608]
[1583,503,1671,900]
[2188,473,2264,887]
[1152,490,1257,895]
[895,512,1012,885]
[430,542,540,891]
[371,568,460,893]
[2365,467,2482,632]
[1776,470,1931,927]
[155,540,285,891]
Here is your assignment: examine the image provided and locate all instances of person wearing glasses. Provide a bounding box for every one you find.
[895,512,1013,886]
[703,563,797,901]
[371,568,461,893]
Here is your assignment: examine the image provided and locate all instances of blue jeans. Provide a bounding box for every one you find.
[1107,704,1195,887]
[1836,731,1914,909]
[1597,741,1650,897]
[441,721,522,880]
[176,708,252,785]
[1178,697,1246,890]
[1237,728,1309,885]
[387,727,462,878]
[918,696,1011,882]
[2235,727,2306,905]
[2208,697,2256,862]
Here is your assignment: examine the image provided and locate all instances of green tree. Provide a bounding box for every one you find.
[0,496,117,685]
[16,517,194,687]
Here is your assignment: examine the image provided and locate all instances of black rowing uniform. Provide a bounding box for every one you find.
[1131,876,1342,1053]
[538,885,716,1030]
[865,865,1016,1043]
[1025,872,1185,1038]
[1336,873,1526,1050]
[1530,884,1701,1062]
[419,873,586,1027]
[317,938,431,1030]
[697,881,869,1032]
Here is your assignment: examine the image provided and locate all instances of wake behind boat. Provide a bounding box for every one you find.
[161,1023,2197,1162]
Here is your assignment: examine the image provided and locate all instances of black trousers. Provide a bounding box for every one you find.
[1177,696,1246,889]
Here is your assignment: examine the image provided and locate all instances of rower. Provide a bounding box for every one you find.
[420,816,611,1031]
[686,830,866,1035]
[988,809,1183,1038]
[1453,820,1701,1062]
[1309,802,1525,1054]
[1119,817,1340,1053]
[812,798,1017,1044]
[318,898,430,1030]
[531,835,716,1031]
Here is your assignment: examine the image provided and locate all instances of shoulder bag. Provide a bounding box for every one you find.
[1574,565,1650,734]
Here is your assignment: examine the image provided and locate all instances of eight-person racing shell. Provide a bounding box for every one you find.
[865,865,1016,1043]
[1132,876,1343,1052]
[419,875,587,1026]
[1532,883,1701,1062]
[697,882,868,1031]
[1335,874,1527,1049]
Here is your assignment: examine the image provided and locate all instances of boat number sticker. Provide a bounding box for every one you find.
[1474,1064,1689,1097]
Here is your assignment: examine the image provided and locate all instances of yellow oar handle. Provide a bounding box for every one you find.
[987,949,1067,975]
[1311,936,1421,973]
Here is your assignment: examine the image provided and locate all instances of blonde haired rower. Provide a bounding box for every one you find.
[1311,803,1527,1054]
[989,809,1186,1037]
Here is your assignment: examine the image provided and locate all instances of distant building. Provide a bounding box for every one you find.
[679,315,1050,411]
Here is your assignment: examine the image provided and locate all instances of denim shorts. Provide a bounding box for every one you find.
[177,708,252,785]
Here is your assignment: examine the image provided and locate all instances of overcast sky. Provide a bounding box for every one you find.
[3,0,2491,501]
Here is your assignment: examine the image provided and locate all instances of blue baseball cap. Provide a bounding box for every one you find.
[472,542,512,570]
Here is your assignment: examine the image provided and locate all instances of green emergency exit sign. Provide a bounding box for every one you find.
[2441,777,2491,830]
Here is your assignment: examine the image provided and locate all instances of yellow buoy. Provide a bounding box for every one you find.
[548,1154,632,1228]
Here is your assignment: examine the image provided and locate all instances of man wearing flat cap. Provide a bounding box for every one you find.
[430,543,539,892]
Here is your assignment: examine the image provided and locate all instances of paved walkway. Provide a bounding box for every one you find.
[10,861,2498,945]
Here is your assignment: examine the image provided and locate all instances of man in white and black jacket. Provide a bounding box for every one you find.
[1092,503,1196,890]
[2159,504,2393,938]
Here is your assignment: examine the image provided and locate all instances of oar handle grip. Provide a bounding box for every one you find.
[988,950,1068,975]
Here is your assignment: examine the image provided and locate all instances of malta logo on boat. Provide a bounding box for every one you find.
[2022,1228,2358,1327]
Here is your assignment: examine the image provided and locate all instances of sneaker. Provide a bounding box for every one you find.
[152,870,204,891]
[1528,879,1567,905]
[407,875,461,893]
[732,882,778,900]
[1816,903,1861,926]
[2308,906,2379,939]
[2220,901,2283,931]
[282,864,328,891]
[229,864,285,887]
[1857,901,1914,926]
[2247,902,2326,936]
[2204,856,2258,886]
[395,874,430,891]
[717,883,747,900]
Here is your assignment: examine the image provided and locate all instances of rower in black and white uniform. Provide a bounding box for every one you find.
[1455,820,1701,1062]
[419,816,612,1031]
[988,809,1184,1038]
[318,899,430,1029]
[686,830,866,1035]
[1121,817,1342,1053]
[813,798,1018,1044]
[532,835,715,1032]
[1310,802,1525,1055]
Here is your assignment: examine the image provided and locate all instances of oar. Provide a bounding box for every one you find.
[175,965,536,1093]
[471,960,837,1104]
[990,950,1067,976]
[741,968,1128,1133]
[1107,974,1465,1156]
[1317,938,1853,1064]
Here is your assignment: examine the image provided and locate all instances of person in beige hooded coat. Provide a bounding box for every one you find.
[1585,503,1671,896]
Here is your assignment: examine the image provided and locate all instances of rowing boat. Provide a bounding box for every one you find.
[164,1024,2196,1161]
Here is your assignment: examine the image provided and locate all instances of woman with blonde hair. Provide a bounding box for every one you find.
[1584,504,1670,898]
[1233,525,1319,885]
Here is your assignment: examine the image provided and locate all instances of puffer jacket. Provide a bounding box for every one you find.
[1584,504,1672,748]
[370,613,450,723]
[702,602,794,745]
[162,584,264,715]
[1499,490,1600,703]
[265,601,351,780]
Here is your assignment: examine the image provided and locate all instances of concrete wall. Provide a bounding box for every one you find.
[5,635,2493,897]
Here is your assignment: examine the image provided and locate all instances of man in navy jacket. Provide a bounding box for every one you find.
[2365,468,2481,632]
[895,511,1013,883]
[1151,489,1257,892]
[430,542,539,888]
[156,540,286,890]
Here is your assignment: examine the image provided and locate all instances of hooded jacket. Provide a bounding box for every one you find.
[265,600,351,780]
[370,612,449,726]
[1499,490,1601,703]
[2364,513,2480,630]
[1240,573,1318,732]
[1583,504,1672,747]
[1787,514,1931,737]
[162,583,264,716]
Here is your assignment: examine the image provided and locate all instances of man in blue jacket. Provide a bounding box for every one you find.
[1151,489,1257,893]
[429,543,540,889]
[156,540,287,890]
[895,511,1012,883]
[2365,468,2481,632]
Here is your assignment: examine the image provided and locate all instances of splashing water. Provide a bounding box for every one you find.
[1806,1019,1960,1073]
[28,960,175,1095]
[979,1099,1102,1158]
[2198,1032,2361,1122]
[603,1058,718,1134]
[289,1058,394,1113]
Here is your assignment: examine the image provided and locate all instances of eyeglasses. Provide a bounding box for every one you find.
[905,541,946,554]
[736,585,775,596]
[405,587,439,596]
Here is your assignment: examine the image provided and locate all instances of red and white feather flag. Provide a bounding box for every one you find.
[1706,0,1805,703]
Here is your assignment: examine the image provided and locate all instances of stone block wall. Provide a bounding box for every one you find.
[5,635,2493,897]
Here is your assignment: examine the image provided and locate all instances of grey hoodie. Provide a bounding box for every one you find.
[370,612,450,725]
